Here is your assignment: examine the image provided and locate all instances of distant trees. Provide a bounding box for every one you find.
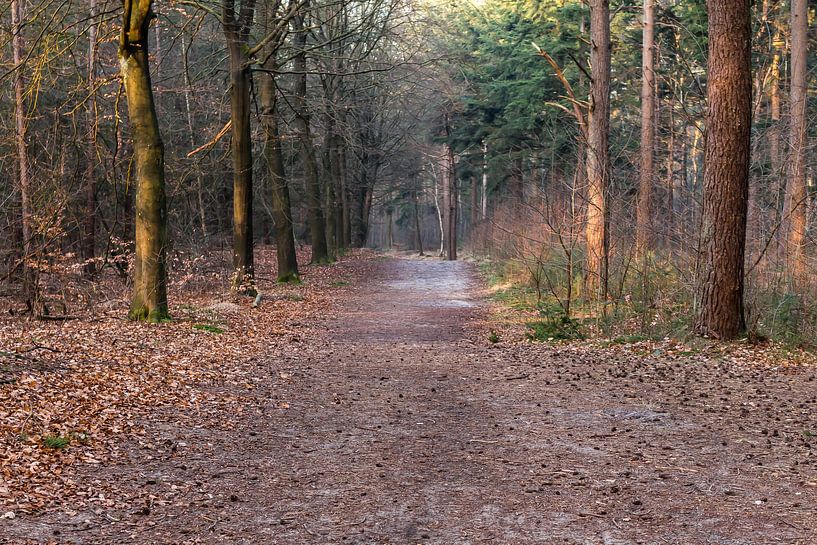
[693,0,752,339]
[1,0,814,343]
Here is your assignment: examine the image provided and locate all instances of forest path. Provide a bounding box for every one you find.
[6,256,815,544]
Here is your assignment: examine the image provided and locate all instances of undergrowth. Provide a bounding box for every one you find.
[480,255,817,349]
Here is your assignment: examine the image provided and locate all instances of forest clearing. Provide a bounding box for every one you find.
[3,0,817,542]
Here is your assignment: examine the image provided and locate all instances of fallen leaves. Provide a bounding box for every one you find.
[0,246,372,514]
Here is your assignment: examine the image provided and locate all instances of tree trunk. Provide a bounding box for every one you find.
[82,0,99,277]
[351,166,369,247]
[585,0,611,301]
[361,185,374,246]
[12,0,36,310]
[510,155,524,204]
[769,25,782,176]
[292,8,330,263]
[339,129,352,248]
[694,0,751,340]
[259,46,299,282]
[481,141,488,220]
[324,114,338,254]
[445,121,458,261]
[635,0,655,254]
[413,183,424,256]
[470,176,478,229]
[224,0,256,291]
[386,208,394,249]
[433,166,445,256]
[784,0,808,278]
[333,132,348,249]
[665,97,675,247]
[121,0,169,322]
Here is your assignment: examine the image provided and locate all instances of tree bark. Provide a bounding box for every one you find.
[82,0,99,277]
[413,182,424,255]
[12,0,36,310]
[433,165,445,256]
[585,0,611,301]
[769,25,782,176]
[445,119,458,261]
[665,96,675,247]
[481,140,488,220]
[694,0,751,340]
[338,122,352,248]
[324,114,339,254]
[224,0,256,291]
[784,0,808,278]
[470,176,478,229]
[292,7,331,263]
[259,39,299,282]
[635,0,655,254]
[121,0,169,322]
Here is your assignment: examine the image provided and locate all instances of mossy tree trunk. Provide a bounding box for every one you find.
[120,0,169,322]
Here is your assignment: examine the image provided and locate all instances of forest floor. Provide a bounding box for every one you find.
[1,251,816,544]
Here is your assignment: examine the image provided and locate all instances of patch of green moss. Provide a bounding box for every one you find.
[193,323,224,334]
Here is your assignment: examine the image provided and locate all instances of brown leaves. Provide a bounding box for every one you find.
[0,246,372,514]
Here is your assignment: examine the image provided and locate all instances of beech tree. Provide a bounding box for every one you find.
[694,0,752,339]
[121,0,170,322]
[223,0,258,290]
[291,2,331,264]
[259,0,300,282]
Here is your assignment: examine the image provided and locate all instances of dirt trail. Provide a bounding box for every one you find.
[4,257,816,544]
